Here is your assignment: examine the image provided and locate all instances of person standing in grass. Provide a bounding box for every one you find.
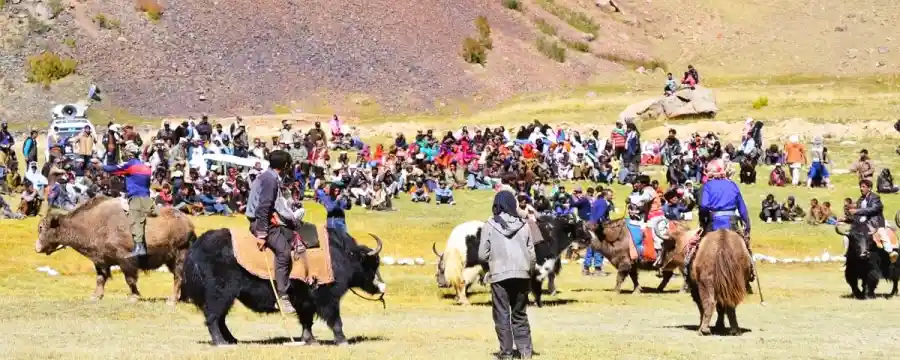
[479,191,535,360]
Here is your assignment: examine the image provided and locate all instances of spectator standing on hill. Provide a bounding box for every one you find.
[850,149,875,182]
[784,135,806,186]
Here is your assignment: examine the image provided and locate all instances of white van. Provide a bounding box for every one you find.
[47,104,96,160]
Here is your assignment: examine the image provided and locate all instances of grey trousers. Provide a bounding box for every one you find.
[491,279,533,358]
[263,226,294,296]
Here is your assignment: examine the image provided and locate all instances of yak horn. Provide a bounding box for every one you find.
[367,233,383,256]
[652,220,670,241]
[867,224,877,235]
[834,224,849,236]
[895,210,900,229]
[432,242,442,257]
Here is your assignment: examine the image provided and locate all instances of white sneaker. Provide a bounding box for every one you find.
[766,218,772,223]
[449,201,456,205]
[777,219,783,223]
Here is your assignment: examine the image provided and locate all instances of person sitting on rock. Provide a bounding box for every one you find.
[760,194,782,223]
[664,73,677,96]
[782,196,806,222]
[681,71,697,90]
[688,65,700,84]
[769,163,787,186]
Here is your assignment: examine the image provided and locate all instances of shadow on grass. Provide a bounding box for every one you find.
[838,293,897,300]
[468,298,580,307]
[208,335,387,346]
[666,324,753,336]
[639,286,684,294]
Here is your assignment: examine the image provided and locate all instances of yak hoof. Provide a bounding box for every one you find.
[213,343,238,348]
[336,341,350,348]
[699,327,712,336]
[89,295,102,302]
[127,295,140,303]
[165,298,176,307]
[728,328,741,336]
[283,341,306,347]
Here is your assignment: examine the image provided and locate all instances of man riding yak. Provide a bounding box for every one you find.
[849,179,897,263]
[685,159,755,282]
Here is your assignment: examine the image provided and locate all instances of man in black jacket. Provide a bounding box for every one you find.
[246,150,297,313]
[850,179,896,262]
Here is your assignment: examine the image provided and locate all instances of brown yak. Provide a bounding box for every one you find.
[688,229,751,336]
[34,197,196,304]
[589,218,690,293]
[653,220,692,293]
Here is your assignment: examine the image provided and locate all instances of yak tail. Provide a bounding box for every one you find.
[443,246,466,289]
[711,231,749,308]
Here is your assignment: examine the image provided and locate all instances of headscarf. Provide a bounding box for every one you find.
[492,190,520,229]
[705,158,727,179]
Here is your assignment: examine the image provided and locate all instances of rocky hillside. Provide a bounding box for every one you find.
[0,0,898,122]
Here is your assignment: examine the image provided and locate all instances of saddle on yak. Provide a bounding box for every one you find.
[625,219,657,263]
[232,223,335,284]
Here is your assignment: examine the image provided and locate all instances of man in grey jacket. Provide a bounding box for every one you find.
[479,191,536,360]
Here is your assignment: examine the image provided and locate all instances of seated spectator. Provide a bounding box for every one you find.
[877,168,900,194]
[807,198,826,225]
[18,182,42,217]
[434,181,456,205]
[0,192,24,219]
[410,181,431,203]
[156,183,174,207]
[822,201,838,225]
[739,156,756,184]
[197,185,232,216]
[48,176,76,211]
[760,194,782,223]
[681,71,697,90]
[769,163,787,186]
[664,73,678,96]
[764,144,782,165]
[370,182,392,211]
[782,196,805,222]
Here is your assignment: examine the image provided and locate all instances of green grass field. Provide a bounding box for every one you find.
[2,138,900,359]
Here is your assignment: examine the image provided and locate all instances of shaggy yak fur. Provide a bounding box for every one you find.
[590,218,685,293]
[181,228,385,346]
[687,229,751,336]
[433,220,485,305]
[530,215,588,307]
[838,223,900,299]
[654,221,692,293]
[435,217,587,307]
[34,197,196,303]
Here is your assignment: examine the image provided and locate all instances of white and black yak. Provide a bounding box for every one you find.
[433,220,486,305]
[434,217,587,307]
[181,227,386,346]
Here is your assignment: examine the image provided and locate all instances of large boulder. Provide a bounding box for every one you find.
[618,87,717,123]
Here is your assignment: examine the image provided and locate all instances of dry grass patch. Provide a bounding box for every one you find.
[534,0,598,35]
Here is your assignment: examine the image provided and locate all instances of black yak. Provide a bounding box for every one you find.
[837,222,899,299]
[181,227,385,346]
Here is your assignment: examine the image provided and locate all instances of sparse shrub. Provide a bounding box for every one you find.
[752,96,769,109]
[501,0,521,11]
[93,14,121,29]
[535,19,556,36]
[461,37,487,65]
[562,39,589,52]
[136,0,164,21]
[272,104,292,115]
[48,0,65,18]
[535,0,598,34]
[62,38,76,48]
[536,37,565,62]
[26,51,77,87]
[28,16,52,35]
[475,16,492,50]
